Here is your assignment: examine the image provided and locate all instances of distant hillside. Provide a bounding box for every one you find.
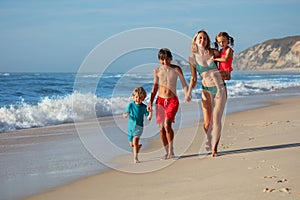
[234,36,300,71]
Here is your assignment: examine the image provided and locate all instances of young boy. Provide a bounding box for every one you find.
[147,48,188,159]
[123,87,152,163]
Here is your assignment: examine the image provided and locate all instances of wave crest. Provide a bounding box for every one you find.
[0,92,130,133]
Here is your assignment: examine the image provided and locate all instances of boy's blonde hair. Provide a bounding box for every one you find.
[132,87,147,99]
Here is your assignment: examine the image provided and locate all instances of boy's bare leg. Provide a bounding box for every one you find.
[133,136,141,163]
[159,125,169,160]
[164,118,174,159]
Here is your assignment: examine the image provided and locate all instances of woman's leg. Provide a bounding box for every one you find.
[201,90,213,150]
[211,87,227,156]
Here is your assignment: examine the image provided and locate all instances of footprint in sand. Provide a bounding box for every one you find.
[263,188,291,194]
[220,143,230,149]
[271,165,280,171]
[264,175,277,179]
[262,122,273,127]
[263,188,277,193]
[263,176,291,194]
[279,188,290,193]
[248,166,261,170]
[277,179,288,183]
[264,176,288,183]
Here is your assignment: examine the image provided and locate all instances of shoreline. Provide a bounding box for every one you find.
[25,95,300,200]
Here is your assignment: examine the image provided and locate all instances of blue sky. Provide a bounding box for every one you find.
[0,0,299,72]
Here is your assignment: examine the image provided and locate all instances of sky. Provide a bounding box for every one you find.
[0,0,299,72]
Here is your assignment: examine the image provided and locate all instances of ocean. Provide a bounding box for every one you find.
[1,71,300,133]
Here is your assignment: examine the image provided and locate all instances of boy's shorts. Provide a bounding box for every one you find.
[156,96,179,124]
[128,126,143,142]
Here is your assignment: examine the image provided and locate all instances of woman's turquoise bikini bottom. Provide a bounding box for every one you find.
[202,83,226,97]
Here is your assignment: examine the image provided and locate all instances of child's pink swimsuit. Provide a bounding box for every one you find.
[219,49,234,72]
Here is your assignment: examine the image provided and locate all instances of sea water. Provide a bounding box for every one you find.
[1,71,300,133]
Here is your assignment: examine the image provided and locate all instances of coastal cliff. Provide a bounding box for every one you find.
[234,35,300,71]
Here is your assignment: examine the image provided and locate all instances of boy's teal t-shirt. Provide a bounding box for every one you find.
[125,102,149,131]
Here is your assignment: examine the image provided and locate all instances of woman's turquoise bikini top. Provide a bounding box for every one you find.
[194,55,218,74]
[195,62,218,74]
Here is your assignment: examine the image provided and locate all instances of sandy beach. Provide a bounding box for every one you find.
[25,95,300,200]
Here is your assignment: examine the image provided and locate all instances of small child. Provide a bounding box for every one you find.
[123,87,152,163]
[214,32,234,80]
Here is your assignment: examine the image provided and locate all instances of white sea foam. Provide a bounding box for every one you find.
[227,78,300,98]
[0,92,130,133]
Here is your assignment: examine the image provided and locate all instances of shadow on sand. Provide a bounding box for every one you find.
[179,142,300,159]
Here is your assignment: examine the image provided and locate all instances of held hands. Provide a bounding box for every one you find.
[147,104,153,121]
[147,113,152,121]
[147,103,152,112]
[185,94,192,102]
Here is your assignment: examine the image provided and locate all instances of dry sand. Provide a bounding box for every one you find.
[27,96,300,200]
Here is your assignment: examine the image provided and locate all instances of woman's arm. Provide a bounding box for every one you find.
[185,55,197,102]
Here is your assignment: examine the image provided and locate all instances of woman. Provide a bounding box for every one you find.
[185,30,227,157]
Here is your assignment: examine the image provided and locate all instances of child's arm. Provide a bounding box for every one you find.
[147,68,159,112]
[214,47,233,62]
[175,65,189,97]
[147,110,152,121]
[123,103,130,118]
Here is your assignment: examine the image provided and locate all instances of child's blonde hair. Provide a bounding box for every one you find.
[132,87,147,99]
